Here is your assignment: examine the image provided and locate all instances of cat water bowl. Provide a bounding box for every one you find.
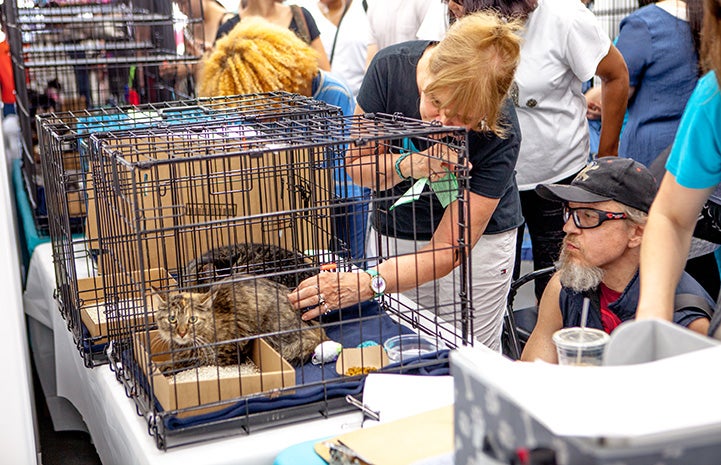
[384,335,440,363]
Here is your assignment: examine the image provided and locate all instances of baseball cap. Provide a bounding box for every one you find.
[535,158,658,213]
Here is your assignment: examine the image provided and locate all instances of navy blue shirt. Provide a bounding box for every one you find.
[357,41,524,240]
[560,270,712,330]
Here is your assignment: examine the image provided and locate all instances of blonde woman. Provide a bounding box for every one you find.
[289,12,524,351]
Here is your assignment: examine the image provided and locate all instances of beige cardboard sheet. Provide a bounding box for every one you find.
[313,405,453,465]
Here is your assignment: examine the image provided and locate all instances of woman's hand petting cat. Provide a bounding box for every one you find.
[288,272,375,320]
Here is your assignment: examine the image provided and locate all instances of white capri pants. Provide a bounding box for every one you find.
[367,228,517,351]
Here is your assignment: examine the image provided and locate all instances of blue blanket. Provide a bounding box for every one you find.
[122,300,451,430]
[293,300,416,385]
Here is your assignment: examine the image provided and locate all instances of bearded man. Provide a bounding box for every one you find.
[521,158,713,363]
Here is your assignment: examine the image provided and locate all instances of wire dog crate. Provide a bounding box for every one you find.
[37,92,342,367]
[87,113,473,449]
[3,0,204,230]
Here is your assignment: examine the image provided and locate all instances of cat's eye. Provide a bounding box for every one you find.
[167,314,177,324]
[189,315,198,324]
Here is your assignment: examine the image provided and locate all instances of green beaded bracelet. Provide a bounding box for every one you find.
[395,152,411,181]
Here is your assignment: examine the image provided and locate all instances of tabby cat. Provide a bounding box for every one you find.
[183,243,316,291]
[152,275,325,375]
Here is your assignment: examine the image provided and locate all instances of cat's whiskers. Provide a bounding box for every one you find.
[149,336,168,355]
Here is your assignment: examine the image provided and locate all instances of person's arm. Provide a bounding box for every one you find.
[310,37,332,71]
[584,85,602,120]
[584,84,636,120]
[346,104,458,191]
[687,316,711,335]
[637,172,714,321]
[520,273,564,363]
[373,189,497,296]
[364,43,378,70]
[594,44,628,157]
[289,189,499,319]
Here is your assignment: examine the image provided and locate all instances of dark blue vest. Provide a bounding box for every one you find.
[559,270,713,330]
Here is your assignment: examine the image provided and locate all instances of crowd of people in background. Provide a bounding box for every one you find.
[5,0,719,356]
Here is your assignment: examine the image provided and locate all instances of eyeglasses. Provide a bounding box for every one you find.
[562,206,627,229]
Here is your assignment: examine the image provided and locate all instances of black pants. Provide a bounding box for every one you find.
[685,252,720,301]
[518,171,579,301]
[687,200,721,300]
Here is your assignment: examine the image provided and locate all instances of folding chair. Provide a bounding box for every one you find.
[502,266,556,360]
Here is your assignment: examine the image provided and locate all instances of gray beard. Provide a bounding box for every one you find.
[556,246,604,293]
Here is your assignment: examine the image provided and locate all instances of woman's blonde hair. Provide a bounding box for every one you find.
[197,17,319,97]
[424,11,522,135]
[701,0,721,83]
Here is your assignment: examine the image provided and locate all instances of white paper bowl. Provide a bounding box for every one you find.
[384,334,439,363]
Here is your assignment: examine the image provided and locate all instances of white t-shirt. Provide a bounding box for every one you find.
[513,0,611,190]
[416,0,449,41]
[296,0,373,97]
[365,0,432,50]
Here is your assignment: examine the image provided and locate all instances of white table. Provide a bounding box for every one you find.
[22,229,466,465]
[24,242,364,465]
[1,128,39,464]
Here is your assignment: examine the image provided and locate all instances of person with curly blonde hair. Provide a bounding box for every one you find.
[289,12,525,351]
[198,17,319,97]
[198,17,372,262]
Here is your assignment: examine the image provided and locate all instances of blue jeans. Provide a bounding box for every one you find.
[588,118,601,159]
[333,188,372,264]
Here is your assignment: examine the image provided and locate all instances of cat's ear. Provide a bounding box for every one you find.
[149,284,167,306]
[198,290,216,306]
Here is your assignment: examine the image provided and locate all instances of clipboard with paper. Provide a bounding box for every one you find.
[314,406,453,465]
[313,374,455,465]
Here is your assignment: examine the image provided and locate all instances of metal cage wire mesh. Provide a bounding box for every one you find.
[85,112,473,449]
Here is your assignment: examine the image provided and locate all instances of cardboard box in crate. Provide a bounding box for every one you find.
[79,268,176,340]
[135,330,296,417]
[87,133,334,274]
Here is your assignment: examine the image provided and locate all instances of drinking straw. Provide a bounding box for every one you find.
[576,297,590,365]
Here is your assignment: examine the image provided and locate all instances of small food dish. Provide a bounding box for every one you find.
[384,334,440,363]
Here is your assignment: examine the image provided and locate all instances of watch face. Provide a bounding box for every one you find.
[370,275,386,294]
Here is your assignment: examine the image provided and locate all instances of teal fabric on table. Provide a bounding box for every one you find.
[12,159,50,280]
[273,437,331,465]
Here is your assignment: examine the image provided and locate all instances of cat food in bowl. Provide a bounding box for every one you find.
[384,335,440,362]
